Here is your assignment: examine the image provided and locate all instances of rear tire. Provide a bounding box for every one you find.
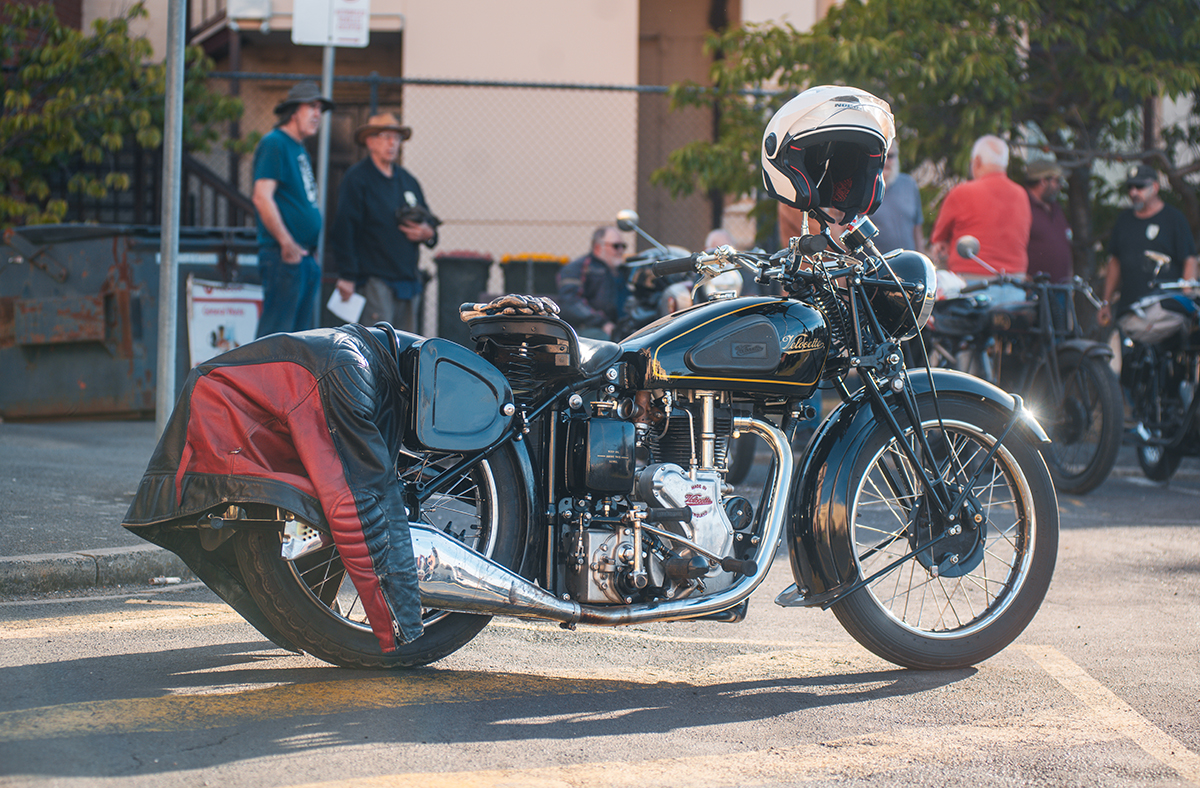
[234,445,525,669]
[1029,354,1123,495]
[831,396,1058,670]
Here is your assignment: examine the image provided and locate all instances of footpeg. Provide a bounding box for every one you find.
[664,554,709,581]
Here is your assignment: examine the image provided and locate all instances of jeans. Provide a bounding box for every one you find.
[256,247,321,338]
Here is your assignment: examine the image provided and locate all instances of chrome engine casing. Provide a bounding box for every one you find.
[564,463,736,605]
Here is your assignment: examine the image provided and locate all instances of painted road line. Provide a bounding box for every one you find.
[1018,644,1200,786]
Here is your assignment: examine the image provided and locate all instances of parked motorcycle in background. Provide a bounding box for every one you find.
[1120,251,1200,481]
[920,236,1123,495]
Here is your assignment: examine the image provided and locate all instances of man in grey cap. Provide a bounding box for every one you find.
[251,81,336,337]
[1024,159,1072,283]
[1098,163,1197,327]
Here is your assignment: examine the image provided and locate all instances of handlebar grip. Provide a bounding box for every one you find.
[960,280,990,294]
[797,234,827,255]
[643,507,693,524]
[652,255,698,278]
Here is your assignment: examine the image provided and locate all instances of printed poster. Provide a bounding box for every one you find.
[187,276,263,367]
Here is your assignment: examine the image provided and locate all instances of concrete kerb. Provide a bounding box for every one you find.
[0,546,193,596]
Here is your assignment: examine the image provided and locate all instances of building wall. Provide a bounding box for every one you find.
[396,0,639,267]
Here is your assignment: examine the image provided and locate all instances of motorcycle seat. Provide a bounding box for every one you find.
[578,337,623,376]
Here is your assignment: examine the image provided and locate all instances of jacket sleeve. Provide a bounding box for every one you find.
[409,176,438,250]
[288,355,423,652]
[556,259,606,327]
[329,170,362,280]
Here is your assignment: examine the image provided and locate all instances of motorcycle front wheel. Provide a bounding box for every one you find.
[831,396,1058,670]
[1136,443,1184,482]
[234,445,524,669]
[1028,354,1123,495]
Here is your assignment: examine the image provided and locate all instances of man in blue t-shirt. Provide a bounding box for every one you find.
[251,81,335,337]
[873,140,925,255]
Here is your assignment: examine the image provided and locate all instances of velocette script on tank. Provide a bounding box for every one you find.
[780,333,824,354]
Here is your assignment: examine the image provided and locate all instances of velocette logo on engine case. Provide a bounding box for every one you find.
[684,491,714,506]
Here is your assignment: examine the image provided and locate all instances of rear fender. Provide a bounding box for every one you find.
[783,367,1046,607]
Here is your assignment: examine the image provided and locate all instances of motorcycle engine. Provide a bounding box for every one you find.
[561,406,752,606]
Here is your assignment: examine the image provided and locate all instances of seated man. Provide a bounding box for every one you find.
[930,135,1032,304]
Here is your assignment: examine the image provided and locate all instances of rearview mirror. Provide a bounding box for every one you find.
[616,209,640,233]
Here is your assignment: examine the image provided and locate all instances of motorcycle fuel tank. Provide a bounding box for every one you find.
[622,297,829,397]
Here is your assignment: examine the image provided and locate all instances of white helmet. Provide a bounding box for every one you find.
[762,86,895,221]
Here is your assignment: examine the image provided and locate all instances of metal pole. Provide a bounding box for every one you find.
[314,44,335,327]
[156,0,186,436]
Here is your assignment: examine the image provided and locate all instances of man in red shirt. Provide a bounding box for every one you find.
[930,135,1032,300]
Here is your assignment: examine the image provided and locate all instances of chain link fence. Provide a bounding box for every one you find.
[180,72,723,337]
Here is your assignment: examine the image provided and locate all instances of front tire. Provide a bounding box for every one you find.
[831,396,1058,670]
[234,445,525,669]
[1137,443,1184,482]
[1029,354,1123,495]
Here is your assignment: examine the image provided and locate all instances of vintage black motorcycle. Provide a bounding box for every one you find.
[1120,256,1200,481]
[209,204,1060,672]
[922,237,1122,495]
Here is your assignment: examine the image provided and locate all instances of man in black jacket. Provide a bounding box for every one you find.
[556,225,627,339]
[330,113,437,332]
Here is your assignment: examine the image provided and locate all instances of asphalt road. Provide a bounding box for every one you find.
[1,461,1197,787]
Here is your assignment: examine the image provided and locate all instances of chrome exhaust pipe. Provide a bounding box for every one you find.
[413,416,792,627]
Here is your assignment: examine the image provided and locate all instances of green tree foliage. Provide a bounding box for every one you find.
[0,2,243,227]
[653,0,1200,274]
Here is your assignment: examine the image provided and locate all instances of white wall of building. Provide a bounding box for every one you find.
[396,0,639,276]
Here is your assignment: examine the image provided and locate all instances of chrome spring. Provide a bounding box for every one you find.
[486,341,538,406]
[813,287,852,375]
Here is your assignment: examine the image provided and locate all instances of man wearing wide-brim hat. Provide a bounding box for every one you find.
[329,112,438,333]
[1099,163,1197,327]
[251,81,336,337]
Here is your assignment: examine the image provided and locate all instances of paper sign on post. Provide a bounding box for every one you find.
[292,0,371,47]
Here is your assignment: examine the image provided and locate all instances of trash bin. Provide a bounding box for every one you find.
[500,254,567,297]
[433,251,493,348]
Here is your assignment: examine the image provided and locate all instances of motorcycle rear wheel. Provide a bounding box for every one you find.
[1028,354,1123,495]
[831,397,1058,670]
[234,445,524,669]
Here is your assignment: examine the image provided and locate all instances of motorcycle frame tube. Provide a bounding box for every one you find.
[779,366,1049,608]
[411,415,792,627]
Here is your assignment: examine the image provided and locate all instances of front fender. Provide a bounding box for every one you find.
[1056,338,1114,364]
[780,367,1047,608]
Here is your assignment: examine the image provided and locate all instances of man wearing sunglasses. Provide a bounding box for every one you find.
[557,225,628,339]
[1098,164,1197,327]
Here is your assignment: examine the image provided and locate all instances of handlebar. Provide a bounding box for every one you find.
[1158,279,1200,292]
[651,255,700,278]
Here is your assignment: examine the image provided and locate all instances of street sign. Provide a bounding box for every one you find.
[291,0,371,47]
